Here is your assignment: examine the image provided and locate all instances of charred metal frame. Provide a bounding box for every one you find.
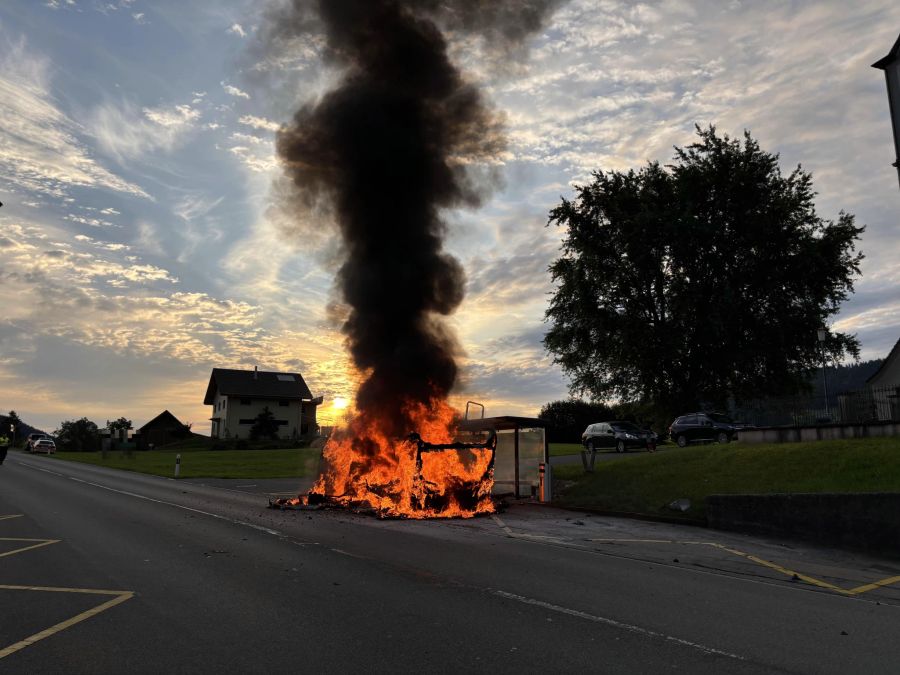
[408,429,497,482]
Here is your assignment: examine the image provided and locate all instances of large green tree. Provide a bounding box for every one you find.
[544,126,863,420]
[538,399,615,442]
[54,418,101,452]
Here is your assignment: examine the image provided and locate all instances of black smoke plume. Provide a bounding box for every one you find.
[275,0,560,436]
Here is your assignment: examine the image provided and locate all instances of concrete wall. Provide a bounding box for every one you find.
[738,421,900,444]
[707,493,900,555]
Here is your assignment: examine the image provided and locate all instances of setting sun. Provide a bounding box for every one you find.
[332,397,349,410]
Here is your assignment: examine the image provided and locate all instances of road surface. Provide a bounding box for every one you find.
[2,450,900,673]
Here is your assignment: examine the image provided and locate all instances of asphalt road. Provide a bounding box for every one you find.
[2,451,900,673]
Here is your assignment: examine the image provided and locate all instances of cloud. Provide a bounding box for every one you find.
[221,82,250,99]
[228,23,246,38]
[132,12,146,24]
[91,101,201,161]
[238,114,280,132]
[0,35,149,199]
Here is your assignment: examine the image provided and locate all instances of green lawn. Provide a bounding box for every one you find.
[48,448,321,479]
[549,442,585,457]
[554,436,900,520]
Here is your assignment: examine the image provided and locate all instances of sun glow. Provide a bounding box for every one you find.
[332,397,349,410]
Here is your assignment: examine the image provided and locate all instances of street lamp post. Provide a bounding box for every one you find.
[817,328,830,421]
[873,32,900,189]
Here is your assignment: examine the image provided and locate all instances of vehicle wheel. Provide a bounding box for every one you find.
[676,435,687,448]
[716,432,729,444]
[587,441,595,453]
[616,440,626,453]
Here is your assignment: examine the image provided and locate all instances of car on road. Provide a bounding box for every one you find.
[26,433,49,452]
[668,412,747,447]
[31,438,56,454]
[582,421,657,453]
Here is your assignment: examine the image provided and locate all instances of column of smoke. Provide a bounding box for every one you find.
[274,0,560,445]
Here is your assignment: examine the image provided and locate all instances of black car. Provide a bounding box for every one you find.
[668,412,745,447]
[582,421,656,453]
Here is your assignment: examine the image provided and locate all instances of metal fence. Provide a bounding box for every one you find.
[733,385,900,427]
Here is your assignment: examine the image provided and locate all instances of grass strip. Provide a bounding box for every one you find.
[47,448,321,479]
[554,436,900,519]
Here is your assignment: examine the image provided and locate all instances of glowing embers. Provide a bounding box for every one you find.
[270,401,497,519]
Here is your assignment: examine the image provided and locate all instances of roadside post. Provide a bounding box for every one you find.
[580,446,597,472]
[538,461,553,502]
[175,453,181,478]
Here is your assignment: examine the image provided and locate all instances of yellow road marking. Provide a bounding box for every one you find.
[0,515,24,522]
[589,538,716,545]
[0,538,60,558]
[0,585,134,660]
[711,544,853,595]
[849,576,900,595]
[589,538,900,597]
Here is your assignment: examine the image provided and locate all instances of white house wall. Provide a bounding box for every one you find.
[216,398,316,439]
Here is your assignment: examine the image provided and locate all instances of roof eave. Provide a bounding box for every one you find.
[872,33,900,70]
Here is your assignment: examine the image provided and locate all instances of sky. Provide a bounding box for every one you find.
[0,0,898,435]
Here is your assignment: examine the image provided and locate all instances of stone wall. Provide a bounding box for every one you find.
[707,492,900,555]
[738,421,900,444]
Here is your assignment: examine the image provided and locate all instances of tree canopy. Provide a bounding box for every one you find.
[107,417,133,432]
[544,126,864,421]
[537,399,615,442]
[250,407,280,440]
[54,418,101,452]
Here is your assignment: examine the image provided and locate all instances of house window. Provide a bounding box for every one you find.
[278,400,289,407]
[241,398,251,405]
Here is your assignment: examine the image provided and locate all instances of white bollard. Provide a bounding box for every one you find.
[175,453,181,478]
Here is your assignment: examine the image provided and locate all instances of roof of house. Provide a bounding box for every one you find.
[873,32,900,69]
[866,338,900,384]
[137,410,186,433]
[203,368,314,405]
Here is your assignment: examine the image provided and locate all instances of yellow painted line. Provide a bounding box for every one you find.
[0,585,134,660]
[0,515,24,522]
[589,538,716,545]
[711,544,853,595]
[588,538,900,597]
[0,538,60,558]
[849,575,900,595]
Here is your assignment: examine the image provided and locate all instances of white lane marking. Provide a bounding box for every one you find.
[15,461,322,542]
[490,514,513,535]
[491,513,566,543]
[65,476,286,536]
[492,590,745,661]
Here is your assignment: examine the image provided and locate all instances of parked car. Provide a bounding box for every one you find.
[0,434,8,465]
[31,438,56,455]
[26,433,49,453]
[669,412,747,447]
[582,421,657,453]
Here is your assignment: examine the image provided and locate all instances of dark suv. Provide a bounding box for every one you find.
[669,412,744,447]
[582,421,656,453]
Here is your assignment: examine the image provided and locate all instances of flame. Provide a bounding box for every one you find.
[307,398,495,518]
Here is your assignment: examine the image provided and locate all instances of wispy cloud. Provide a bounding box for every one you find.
[228,23,246,38]
[238,114,280,132]
[91,101,202,161]
[221,81,250,99]
[0,35,149,199]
